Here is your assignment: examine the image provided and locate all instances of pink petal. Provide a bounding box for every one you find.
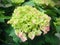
[18,32,27,42]
[41,26,50,34]
[45,26,50,31]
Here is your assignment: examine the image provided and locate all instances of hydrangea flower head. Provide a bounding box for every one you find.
[31,0,55,6]
[8,5,51,42]
[11,0,24,4]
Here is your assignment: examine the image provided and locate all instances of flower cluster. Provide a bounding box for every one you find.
[11,0,24,4]
[8,5,51,42]
[32,0,55,6]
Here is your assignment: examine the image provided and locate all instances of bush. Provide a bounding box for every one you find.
[0,0,60,45]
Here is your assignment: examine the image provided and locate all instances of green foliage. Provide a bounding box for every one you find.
[0,0,60,45]
[0,9,11,22]
[54,18,60,33]
[44,34,59,45]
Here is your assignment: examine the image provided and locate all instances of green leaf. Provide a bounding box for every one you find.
[0,15,11,22]
[23,1,35,6]
[54,7,60,15]
[56,26,60,33]
[45,34,59,45]
[0,10,11,22]
[5,26,21,43]
[9,29,21,43]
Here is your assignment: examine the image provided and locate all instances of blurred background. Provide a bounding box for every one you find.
[0,0,60,45]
